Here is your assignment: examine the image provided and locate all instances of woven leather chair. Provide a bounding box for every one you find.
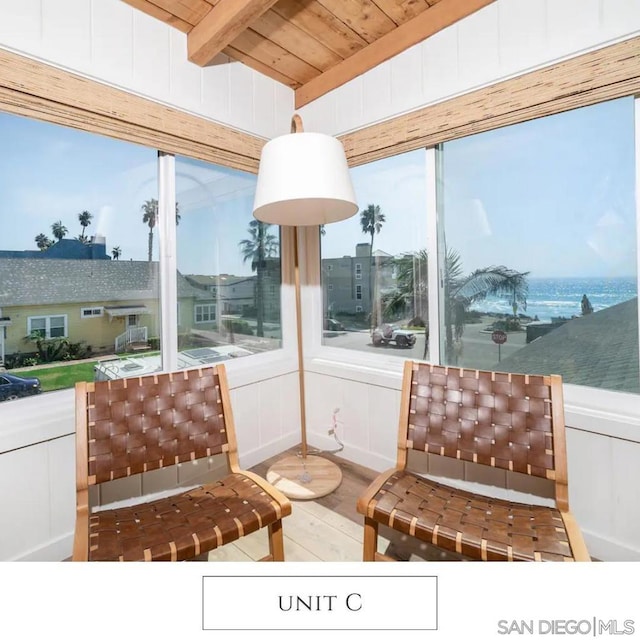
[73,365,291,561]
[357,361,590,562]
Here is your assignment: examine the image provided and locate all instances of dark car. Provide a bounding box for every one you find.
[326,318,345,331]
[0,372,42,401]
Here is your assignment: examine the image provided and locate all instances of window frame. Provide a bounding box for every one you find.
[306,37,640,438]
[27,315,68,340]
[80,307,104,318]
[194,303,217,324]
[0,48,297,409]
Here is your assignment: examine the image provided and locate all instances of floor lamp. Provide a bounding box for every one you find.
[252,114,358,500]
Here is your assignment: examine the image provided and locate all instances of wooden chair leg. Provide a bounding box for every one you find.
[268,519,285,561]
[363,516,378,561]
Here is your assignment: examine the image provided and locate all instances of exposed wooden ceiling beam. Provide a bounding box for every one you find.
[187,0,281,66]
[294,0,497,108]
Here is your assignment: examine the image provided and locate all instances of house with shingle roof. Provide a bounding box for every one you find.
[0,258,215,362]
[496,298,639,394]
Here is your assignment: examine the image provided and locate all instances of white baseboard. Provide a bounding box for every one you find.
[9,532,73,562]
[583,530,640,562]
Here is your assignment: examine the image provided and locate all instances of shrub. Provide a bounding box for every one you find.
[224,319,253,336]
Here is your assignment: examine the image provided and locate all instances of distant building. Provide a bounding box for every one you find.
[0,235,111,260]
[322,242,395,316]
[185,256,281,323]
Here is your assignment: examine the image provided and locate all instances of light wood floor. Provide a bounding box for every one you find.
[208,448,463,562]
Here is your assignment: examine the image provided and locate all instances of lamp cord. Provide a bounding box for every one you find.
[297,411,344,457]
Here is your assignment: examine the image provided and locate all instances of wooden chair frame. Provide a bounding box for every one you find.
[73,364,291,561]
[357,361,591,562]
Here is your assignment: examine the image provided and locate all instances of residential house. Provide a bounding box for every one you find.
[186,256,281,324]
[0,258,215,362]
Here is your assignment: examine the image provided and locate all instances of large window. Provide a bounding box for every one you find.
[438,97,638,394]
[321,97,639,395]
[175,156,281,370]
[320,149,429,359]
[0,112,159,391]
[0,112,282,396]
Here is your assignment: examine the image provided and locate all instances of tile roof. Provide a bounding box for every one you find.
[497,297,639,394]
[0,259,210,307]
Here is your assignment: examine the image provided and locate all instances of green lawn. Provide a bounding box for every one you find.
[27,362,97,392]
[16,351,161,392]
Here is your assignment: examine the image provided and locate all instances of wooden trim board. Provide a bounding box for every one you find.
[339,35,640,166]
[0,46,264,173]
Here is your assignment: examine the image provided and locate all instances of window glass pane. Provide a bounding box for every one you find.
[438,97,638,394]
[28,318,46,339]
[175,156,282,369]
[0,112,159,392]
[49,316,66,338]
[321,149,429,359]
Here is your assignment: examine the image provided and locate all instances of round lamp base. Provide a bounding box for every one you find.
[266,454,342,500]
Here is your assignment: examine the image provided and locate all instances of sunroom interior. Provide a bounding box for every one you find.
[0,0,639,564]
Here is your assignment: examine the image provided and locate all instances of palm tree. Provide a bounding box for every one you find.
[382,249,428,322]
[34,233,52,251]
[141,198,181,261]
[78,210,93,241]
[51,221,68,241]
[141,198,158,262]
[444,248,529,364]
[239,220,278,337]
[359,204,386,328]
[111,246,122,260]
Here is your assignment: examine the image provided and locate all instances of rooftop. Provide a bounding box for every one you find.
[0,259,211,306]
[498,298,639,394]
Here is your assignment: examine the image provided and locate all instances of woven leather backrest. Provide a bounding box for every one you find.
[84,367,228,485]
[406,363,556,479]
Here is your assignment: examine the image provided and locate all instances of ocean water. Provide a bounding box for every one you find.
[471,276,638,322]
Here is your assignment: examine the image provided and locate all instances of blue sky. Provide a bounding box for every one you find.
[0,112,261,276]
[1,96,637,280]
[323,96,637,279]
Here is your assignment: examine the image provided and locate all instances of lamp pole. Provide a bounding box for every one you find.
[253,114,357,499]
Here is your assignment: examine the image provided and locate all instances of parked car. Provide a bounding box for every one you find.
[325,318,345,331]
[371,324,416,348]
[0,372,42,401]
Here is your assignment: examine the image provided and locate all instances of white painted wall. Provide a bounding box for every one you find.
[299,0,640,560]
[0,0,294,139]
[299,0,640,135]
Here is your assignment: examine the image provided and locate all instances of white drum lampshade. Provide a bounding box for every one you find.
[253,131,358,226]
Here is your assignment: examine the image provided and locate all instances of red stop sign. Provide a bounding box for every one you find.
[492,330,507,345]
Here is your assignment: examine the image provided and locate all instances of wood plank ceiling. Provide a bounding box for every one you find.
[122,0,496,108]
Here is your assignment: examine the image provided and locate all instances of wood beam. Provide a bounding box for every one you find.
[187,0,281,66]
[294,0,496,108]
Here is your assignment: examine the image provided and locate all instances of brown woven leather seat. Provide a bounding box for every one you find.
[364,470,574,562]
[89,474,287,561]
[357,361,590,562]
[73,365,291,562]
